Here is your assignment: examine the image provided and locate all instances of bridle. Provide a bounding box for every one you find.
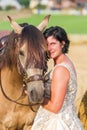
[17,56,44,89]
[0,54,45,109]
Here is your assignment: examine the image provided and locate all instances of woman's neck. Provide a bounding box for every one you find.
[54,53,66,65]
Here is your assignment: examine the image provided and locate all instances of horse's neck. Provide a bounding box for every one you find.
[1,66,23,97]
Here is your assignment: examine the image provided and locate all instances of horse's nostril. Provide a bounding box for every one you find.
[30,89,37,98]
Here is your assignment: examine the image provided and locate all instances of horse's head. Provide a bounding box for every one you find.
[7,15,50,104]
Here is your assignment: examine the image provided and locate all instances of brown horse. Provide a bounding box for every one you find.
[78,90,87,130]
[0,15,50,130]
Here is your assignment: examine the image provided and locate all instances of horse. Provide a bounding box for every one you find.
[78,90,87,130]
[0,15,50,130]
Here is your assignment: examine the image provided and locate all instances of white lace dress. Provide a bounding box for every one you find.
[31,63,84,130]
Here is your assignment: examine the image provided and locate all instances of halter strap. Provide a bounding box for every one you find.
[27,74,44,82]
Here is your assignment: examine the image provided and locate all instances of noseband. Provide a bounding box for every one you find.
[17,56,44,87]
[27,74,44,83]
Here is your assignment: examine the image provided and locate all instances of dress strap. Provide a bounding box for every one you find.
[50,63,76,80]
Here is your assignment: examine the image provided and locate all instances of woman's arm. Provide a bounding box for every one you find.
[42,66,70,113]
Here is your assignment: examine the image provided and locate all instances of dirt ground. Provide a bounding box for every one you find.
[69,44,87,112]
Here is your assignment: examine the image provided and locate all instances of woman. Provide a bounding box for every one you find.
[31,26,84,130]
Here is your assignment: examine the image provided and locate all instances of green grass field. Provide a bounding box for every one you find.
[0,14,87,34]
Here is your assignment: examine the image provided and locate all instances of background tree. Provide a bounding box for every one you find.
[17,0,30,8]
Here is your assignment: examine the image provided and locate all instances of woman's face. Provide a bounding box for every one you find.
[46,36,64,60]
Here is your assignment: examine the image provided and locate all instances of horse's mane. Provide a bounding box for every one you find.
[0,23,28,69]
[0,24,48,73]
[0,31,18,69]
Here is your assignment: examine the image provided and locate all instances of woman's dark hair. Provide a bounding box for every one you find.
[43,26,70,53]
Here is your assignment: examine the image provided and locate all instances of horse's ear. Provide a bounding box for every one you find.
[37,15,51,31]
[7,16,23,34]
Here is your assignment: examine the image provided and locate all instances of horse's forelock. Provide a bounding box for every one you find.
[21,25,48,72]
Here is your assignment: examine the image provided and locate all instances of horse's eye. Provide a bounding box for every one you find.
[19,50,24,56]
[0,40,5,48]
[0,42,3,48]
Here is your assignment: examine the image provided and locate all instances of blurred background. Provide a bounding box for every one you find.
[0,1,87,98]
[0,0,87,34]
[0,0,87,15]
[0,1,87,129]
